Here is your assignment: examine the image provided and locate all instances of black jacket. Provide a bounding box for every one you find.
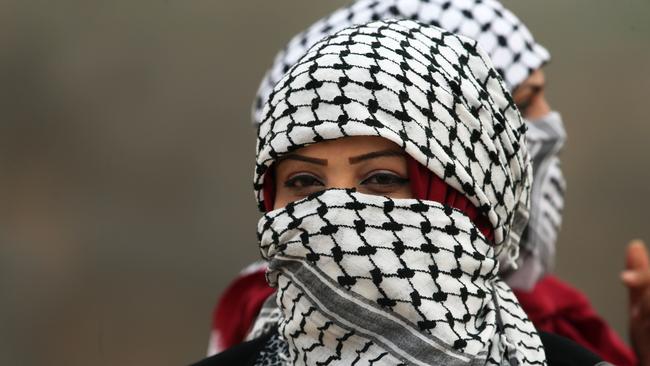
[190,329,609,366]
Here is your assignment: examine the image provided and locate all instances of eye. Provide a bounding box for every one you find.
[284,173,325,189]
[360,170,409,193]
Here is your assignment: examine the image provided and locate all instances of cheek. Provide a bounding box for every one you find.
[355,184,412,199]
[273,187,293,210]
[273,176,327,210]
[385,184,413,199]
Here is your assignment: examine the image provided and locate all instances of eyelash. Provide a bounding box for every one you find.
[360,171,409,186]
[283,171,408,189]
[284,173,324,188]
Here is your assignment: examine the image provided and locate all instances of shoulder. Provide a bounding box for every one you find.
[540,331,612,366]
[192,329,610,366]
[189,331,272,366]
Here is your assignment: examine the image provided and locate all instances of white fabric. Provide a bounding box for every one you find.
[252,0,550,125]
[250,0,560,287]
[259,189,545,365]
[253,19,544,365]
[505,111,566,290]
[255,20,531,251]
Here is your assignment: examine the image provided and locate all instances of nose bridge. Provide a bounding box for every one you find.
[328,177,357,190]
[326,164,357,190]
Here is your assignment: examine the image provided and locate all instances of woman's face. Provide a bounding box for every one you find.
[273,136,412,209]
[271,69,548,210]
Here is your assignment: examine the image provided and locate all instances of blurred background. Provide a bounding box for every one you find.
[1,1,649,365]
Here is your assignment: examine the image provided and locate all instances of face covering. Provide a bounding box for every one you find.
[505,112,566,290]
[259,189,541,365]
[252,19,545,365]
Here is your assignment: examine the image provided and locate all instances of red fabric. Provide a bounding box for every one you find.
[211,269,276,352]
[405,156,494,242]
[262,168,275,212]
[514,275,637,366]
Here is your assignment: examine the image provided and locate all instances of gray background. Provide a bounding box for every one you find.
[1,1,649,365]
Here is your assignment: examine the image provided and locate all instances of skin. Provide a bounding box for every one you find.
[273,68,549,209]
[272,70,552,209]
[273,69,650,359]
[514,69,650,362]
[622,240,650,364]
[512,69,551,119]
[273,136,411,210]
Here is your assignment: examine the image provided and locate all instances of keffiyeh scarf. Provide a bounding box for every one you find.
[259,190,540,365]
[252,19,545,365]
[251,0,561,288]
[506,112,566,289]
[253,0,550,125]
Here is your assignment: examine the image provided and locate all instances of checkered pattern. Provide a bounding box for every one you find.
[258,189,545,365]
[255,19,531,251]
[253,0,549,125]
[249,0,559,285]
[253,20,544,365]
[505,112,566,289]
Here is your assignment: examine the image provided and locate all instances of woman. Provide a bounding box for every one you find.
[196,19,605,365]
[210,1,646,364]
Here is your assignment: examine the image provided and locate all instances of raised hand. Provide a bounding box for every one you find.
[622,240,650,365]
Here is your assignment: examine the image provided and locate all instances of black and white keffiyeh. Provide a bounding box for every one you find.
[259,190,541,365]
[253,20,545,365]
[252,0,550,125]
[505,112,566,290]
[251,0,562,288]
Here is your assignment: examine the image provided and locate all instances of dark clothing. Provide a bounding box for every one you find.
[190,329,608,366]
[191,331,275,366]
[212,271,634,365]
[539,331,607,366]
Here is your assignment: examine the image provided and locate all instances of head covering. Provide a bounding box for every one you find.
[254,17,531,249]
[209,0,560,356]
[252,0,550,125]
[253,19,544,365]
[251,0,559,286]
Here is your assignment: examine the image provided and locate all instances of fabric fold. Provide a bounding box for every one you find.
[258,189,544,365]
[252,19,544,365]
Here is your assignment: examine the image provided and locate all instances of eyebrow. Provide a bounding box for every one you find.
[278,154,328,166]
[349,149,405,164]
